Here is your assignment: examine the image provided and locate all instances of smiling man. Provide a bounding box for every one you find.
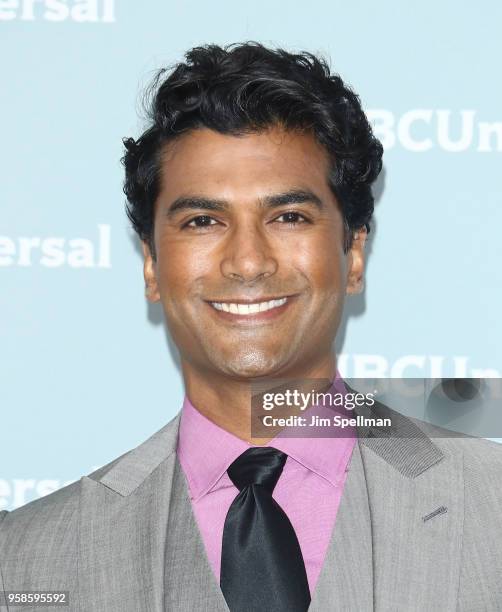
[141,126,362,442]
[1,42,502,612]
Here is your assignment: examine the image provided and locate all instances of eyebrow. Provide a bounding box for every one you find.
[165,189,324,218]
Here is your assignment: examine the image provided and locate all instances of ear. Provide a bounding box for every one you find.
[141,241,160,302]
[346,227,367,295]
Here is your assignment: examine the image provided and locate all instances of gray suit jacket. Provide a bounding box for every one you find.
[1,400,502,611]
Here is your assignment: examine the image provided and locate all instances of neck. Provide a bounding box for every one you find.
[181,353,337,444]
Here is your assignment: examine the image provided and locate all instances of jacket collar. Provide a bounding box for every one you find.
[91,390,444,498]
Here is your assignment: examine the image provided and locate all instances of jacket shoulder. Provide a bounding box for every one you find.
[0,450,131,571]
[414,416,502,469]
[0,479,81,589]
[0,479,81,541]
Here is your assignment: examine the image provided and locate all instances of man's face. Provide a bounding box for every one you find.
[143,126,365,380]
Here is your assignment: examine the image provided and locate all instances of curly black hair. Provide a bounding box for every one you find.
[122,42,383,259]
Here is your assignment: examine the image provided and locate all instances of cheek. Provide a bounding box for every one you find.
[293,236,347,291]
[155,237,213,309]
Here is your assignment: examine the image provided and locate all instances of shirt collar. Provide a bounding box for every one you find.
[177,370,355,501]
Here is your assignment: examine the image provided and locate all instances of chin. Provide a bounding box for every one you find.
[215,351,287,380]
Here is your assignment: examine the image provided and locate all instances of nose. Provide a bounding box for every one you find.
[220,222,278,283]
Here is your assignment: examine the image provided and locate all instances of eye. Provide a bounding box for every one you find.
[183,215,219,229]
[274,211,309,225]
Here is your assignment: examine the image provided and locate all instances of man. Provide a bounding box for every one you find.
[1,42,501,612]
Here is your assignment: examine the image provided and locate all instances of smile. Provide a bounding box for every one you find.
[209,297,288,315]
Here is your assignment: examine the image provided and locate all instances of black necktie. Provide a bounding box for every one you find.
[220,447,311,612]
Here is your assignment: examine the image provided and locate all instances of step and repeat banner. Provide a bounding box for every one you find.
[1,1,501,510]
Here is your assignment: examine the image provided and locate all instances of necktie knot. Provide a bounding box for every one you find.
[227,447,287,493]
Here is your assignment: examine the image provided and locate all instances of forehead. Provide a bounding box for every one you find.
[158,126,332,198]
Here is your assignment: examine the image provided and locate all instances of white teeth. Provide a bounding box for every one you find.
[210,297,288,315]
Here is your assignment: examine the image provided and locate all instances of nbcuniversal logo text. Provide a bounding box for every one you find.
[337,354,501,379]
[0,224,111,268]
[0,0,115,22]
[368,110,502,152]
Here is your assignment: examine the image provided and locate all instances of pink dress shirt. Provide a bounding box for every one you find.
[176,372,356,596]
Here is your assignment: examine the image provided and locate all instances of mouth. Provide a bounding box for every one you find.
[205,295,297,322]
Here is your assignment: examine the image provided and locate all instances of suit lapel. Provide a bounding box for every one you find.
[163,457,230,612]
[309,440,373,611]
[77,414,229,612]
[360,435,463,611]
[77,416,181,612]
[310,393,463,611]
[354,396,464,611]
